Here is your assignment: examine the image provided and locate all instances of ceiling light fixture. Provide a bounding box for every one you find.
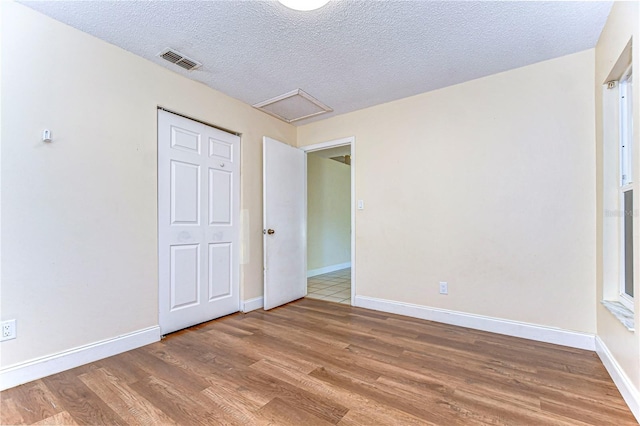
[277,0,330,11]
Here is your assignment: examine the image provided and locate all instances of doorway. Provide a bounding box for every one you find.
[302,137,355,305]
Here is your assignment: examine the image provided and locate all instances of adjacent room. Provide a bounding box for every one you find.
[1,0,639,424]
[306,145,352,305]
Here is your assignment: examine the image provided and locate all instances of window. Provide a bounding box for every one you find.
[602,42,634,325]
[619,65,634,310]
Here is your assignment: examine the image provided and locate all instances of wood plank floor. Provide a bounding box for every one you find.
[1,298,636,425]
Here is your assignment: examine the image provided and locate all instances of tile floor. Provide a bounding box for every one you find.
[306,268,351,305]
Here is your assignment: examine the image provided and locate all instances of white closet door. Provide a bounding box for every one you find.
[158,110,240,334]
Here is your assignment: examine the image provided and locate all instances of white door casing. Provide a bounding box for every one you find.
[263,137,307,310]
[158,110,240,334]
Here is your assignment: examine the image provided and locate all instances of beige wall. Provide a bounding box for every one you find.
[0,2,295,367]
[595,1,640,394]
[298,49,597,333]
[307,155,350,271]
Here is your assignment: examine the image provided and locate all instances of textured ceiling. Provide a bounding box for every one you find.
[21,0,612,126]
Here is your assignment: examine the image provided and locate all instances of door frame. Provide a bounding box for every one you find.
[301,136,356,305]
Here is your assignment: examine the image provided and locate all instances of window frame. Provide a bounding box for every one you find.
[619,64,634,310]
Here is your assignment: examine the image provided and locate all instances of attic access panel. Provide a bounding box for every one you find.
[253,89,332,123]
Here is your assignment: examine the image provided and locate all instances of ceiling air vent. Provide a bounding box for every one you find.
[158,48,202,71]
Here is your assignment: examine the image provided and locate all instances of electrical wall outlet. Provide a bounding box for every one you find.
[1,319,16,341]
[439,282,448,295]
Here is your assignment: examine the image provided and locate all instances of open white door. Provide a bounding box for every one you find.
[263,137,307,310]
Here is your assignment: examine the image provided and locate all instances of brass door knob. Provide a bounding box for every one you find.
[267,229,275,235]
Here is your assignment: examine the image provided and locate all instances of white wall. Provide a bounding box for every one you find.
[0,2,295,368]
[298,49,597,333]
[307,155,350,272]
[595,0,640,401]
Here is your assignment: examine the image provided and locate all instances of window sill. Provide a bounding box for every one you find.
[601,300,634,332]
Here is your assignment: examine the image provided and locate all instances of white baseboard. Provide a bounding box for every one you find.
[242,296,264,313]
[354,296,595,351]
[0,326,160,391]
[596,336,640,423]
[307,262,351,278]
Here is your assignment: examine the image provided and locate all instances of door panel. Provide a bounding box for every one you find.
[263,137,307,310]
[210,137,233,160]
[159,110,240,334]
[209,168,232,224]
[171,126,201,152]
[171,161,200,224]
[209,243,232,299]
[170,244,200,309]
